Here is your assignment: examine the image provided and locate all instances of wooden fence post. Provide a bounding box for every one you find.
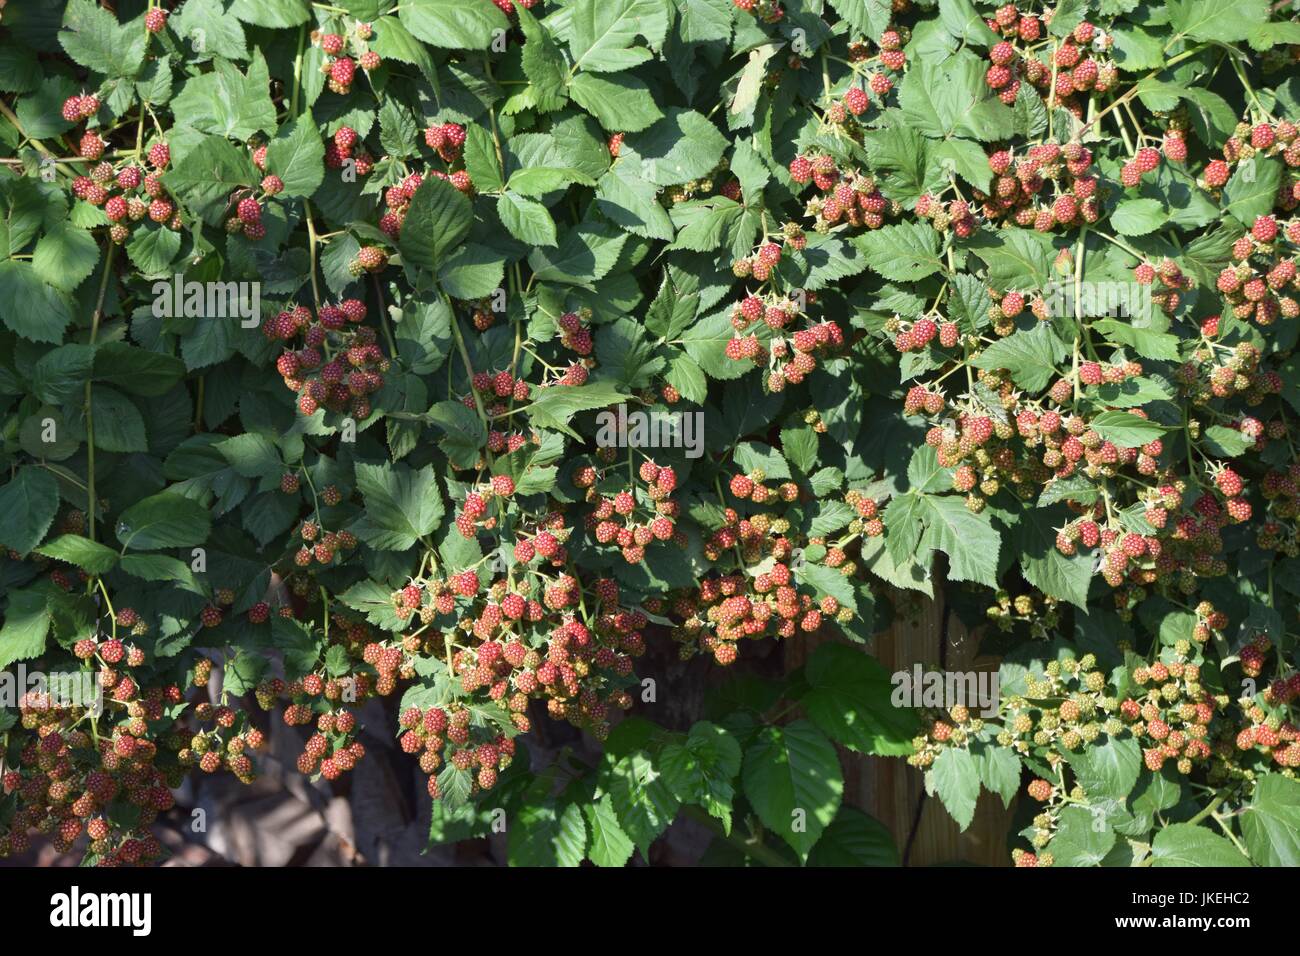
[786,590,1015,866]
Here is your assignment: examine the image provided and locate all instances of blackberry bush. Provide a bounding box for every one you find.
[0,0,1298,868]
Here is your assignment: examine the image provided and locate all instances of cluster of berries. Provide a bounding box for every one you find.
[908,702,984,769]
[790,162,892,234]
[669,569,831,664]
[69,138,179,242]
[1257,460,1300,556]
[914,194,979,238]
[995,655,1121,754]
[729,288,807,334]
[1123,655,1216,774]
[576,459,682,564]
[224,194,268,242]
[314,25,381,95]
[180,699,267,783]
[453,474,517,539]
[400,705,516,796]
[1215,215,1300,326]
[266,301,389,420]
[845,29,908,73]
[291,517,358,569]
[984,589,1062,637]
[323,125,374,178]
[972,143,1102,232]
[888,314,961,353]
[1131,257,1193,317]
[1210,120,1300,197]
[731,240,788,281]
[0,646,200,864]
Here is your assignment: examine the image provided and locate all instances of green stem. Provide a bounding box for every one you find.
[84,243,117,541]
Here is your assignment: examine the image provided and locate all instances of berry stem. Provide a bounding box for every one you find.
[84,241,117,543]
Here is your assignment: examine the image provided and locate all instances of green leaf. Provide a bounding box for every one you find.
[369,16,435,78]
[508,800,587,867]
[1222,155,1281,227]
[1150,823,1250,867]
[742,720,843,861]
[170,52,277,142]
[517,4,568,112]
[1065,735,1140,802]
[627,109,727,187]
[400,0,510,50]
[527,382,629,438]
[32,224,99,293]
[438,243,506,299]
[569,72,663,133]
[426,401,486,470]
[36,535,120,575]
[827,0,892,41]
[0,468,60,555]
[1240,774,1300,867]
[528,220,629,286]
[88,387,147,453]
[400,177,474,272]
[917,495,1001,588]
[1202,425,1252,458]
[125,225,183,276]
[975,745,1022,808]
[266,111,325,199]
[463,125,504,193]
[806,808,899,866]
[353,462,445,551]
[162,134,259,227]
[1049,804,1115,866]
[899,53,1014,142]
[568,0,669,73]
[660,721,743,831]
[93,342,187,397]
[172,0,249,61]
[0,259,75,344]
[970,322,1069,393]
[1090,410,1169,449]
[853,222,942,281]
[582,794,635,867]
[498,192,557,247]
[1014,505,1093,608]
[800,644,920,756]
[228,0,309,27]
[60,0,146,78]
[609,750,683,858]
[1093,320,1181,361]
[969,227,1055,288]
[595,162,675,240]
[927,746,980,831]
[116,492,213,550]
[1167,0,1268,43]
[938,0,999,47]
[0,588,51,670]
[1110,198,1166,236]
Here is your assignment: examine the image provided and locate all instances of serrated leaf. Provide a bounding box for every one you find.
[353,462,445,550]
[0,468,60,555]
[927,746,980,831]
[742,721,843,861]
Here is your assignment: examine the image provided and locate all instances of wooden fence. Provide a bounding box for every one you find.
[786,591,1017,866]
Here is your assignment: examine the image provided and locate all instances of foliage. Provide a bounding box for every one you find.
[0,0,1298,867]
